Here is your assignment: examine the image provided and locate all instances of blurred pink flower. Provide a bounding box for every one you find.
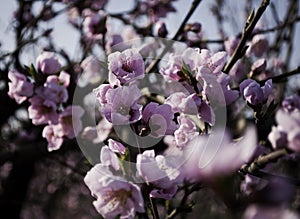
[247,34,269,57]
[78,55,106,87]
[165,92,215,125]
[174,116,198,148]
[41,72,70,103]
[56,105,85,139]
[229,60,247,83]
[83,10,107,40]
[36,51,61,74]
[95,85,142,125]
[275,109,300,152]
[100,145,120,171]
[183,127,257,181]
[108,139,126,155]
[250,58,267,76]
[282,94,300,113]
[28,95,58,125]
[142,102,177,137]
[84,164,144,218]
[224,36,239,56]
[108,49,145,86]
[8,70,33,104]
[136,150,183,199]
[42,124,64,151]
[240,79,272,106]
[81,117,113,144]
[243,204,299,219]
[268,126,288,150]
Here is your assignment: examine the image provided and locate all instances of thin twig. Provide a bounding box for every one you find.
[270,2,281,25]
[284,2,298,69]
[222,0,270,74]
[254,15,300,35]
[259,65,300,84]
[198,15,300,45]
[250,170,300,186]
[240,148,300,186]
[240,148,289,174]
[145,0,202,74]
[149,196,159,219]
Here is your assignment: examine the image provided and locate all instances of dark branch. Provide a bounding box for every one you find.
[222,0,270,74]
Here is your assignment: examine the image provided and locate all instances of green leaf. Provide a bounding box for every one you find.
[25,63,38,81]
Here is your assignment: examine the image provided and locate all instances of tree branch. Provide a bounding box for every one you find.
[145,0,202,74]
[259,65,300,84]
[239,148,300,186]
[222,0,270,74]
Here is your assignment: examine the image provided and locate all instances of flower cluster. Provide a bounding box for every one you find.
[84,146,145,219]
[83,44,278,218]
[268,94,300,152]
[8,51,84,151]
[6,1,300,218]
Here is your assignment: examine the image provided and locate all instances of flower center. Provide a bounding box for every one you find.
[118,106,130,116]
[103,189,131,211]
[121,62,132,73]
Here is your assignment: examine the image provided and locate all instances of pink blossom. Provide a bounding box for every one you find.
[282,94,300,113]
[174,116,198,148]
[196,49,227,75]
[138,0,176,22]
[274,109,300,152]
[83,10,107,40]
[229,60,247,83]
[108,139,126,155]
[8,70,33,104]
[182,23,203,47]
[268,126,288,150]
[81,117,113,144]
[93,84,113,105]
[250,58,267,76]
[160,48,199,81]
[247,34,269,57]
[224,36,239,56]
[165,91,215,125]
[36,51,61,74]
[78,55,106,87]
[105,34,126,53]
[216,72,240,105]
[84,164,144,218]
[136,150,183,199]
[58,71,70,87]
[243,205,299,219]
[108,49,145,86]
[56,105,85,139]
[42,124,64,151]
[165,92,187,113]
[100,145,120,171]
[197,66,239,106]
[183,127,257,181]
[142,102,177,137]
[240,79,272,106]
[159,54,183,81]
[95,85,142,125]
[40,72,70,103]
[28,95,58,125]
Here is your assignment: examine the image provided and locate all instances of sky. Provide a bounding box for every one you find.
[0,0,299,69]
